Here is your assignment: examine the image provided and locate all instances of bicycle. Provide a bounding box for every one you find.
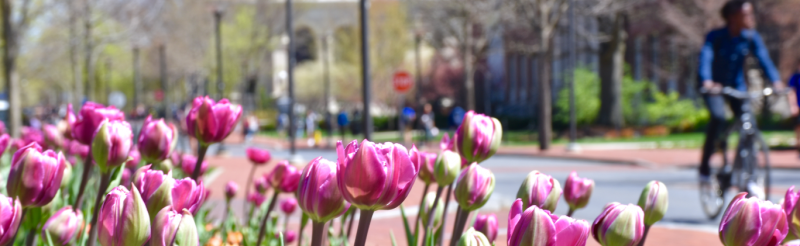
[699,86,779,219]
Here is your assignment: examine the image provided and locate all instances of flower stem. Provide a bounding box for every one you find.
[310,221,326,246]
[243,164,257,222]
[437,184,452,246]
[412,183,430,241]
[255,192,280,246]
[567,208,575,217]
[353,210,374,246]
[449,207,469,246]
[191,144,209,181]
[86,172,112,246]
[73,153,94,209]
[223,200,230,244]
[346,209,357,239]
[421,186,444,246]
[24,227,36,246]
[637,225,651,246]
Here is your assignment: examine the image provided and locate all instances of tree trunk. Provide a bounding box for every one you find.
[69,0,81,107]
[597,13,626,128]
[538,39,553,150]
[83,1,93,101]
[464,21,475,111]
[2,0,19,137]
[133,47,141,108]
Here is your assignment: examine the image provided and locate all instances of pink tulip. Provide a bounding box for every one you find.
[0,134,10,155]
[473,214,498,243]
[185,96,242,145]
[72,102,125,145]
[254,176,269,194]
[126,147,141,168]
[720,192,788,246]
[43,124,63,150]
[133,165,175,222]
[507,199,590,246]
[247,147,271,165]
[42,206,83,245]
[336,140,419,210]
[268,160,301,193]
[784,186,800,242]
[98,186,150,246]
[592,202,645,246]
[297,157,350,222]
[276,230,297,243]
[280,197,297,215]
[225,181,238,200]
[91,119,133,173]
[68,140,89,160]
[21,126,45,147]
[171,178,206,215]
[59,104,77,140]
[417,151,437,185]
[7,143,67,207]
[0,194,22,246]
[181,154,208,177]
[138,116,177,163]
[441,132,454,151]
[564,171,594,211]
[454,163,495,211]
[453,111,502,164]
[248,192,266,207]
[517,170,562,212]
[152,206,198,246]
[121,168,132,186]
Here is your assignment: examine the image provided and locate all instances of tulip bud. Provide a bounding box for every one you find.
[507,198,590,246]
[255,176,269,194]
[121,168,131,187]
[784,186,800,242]
[126,148,141,168]
[42,206,83,245]
[152,206,199,246]
[7,143,67,207]
[269,160,301,193]
[0,134,10,155]
[133,165,175,222]
[637,180,668,226]
[457,227,491,246]
[21,126,45,147]
[276,231,297,243]
[138,116,177,163]
[180,154,208,177]
[297,157,351,222]
[225,181,238,200]
[454,163,495,211]
[60,160,73,189]
[472,214,498,243]
[420,192,444,229]
[0,194,22,246]
[59,104,77,140]
[172,178,206,215]
[248,192,266,207]
[453,111,502,164]
[185,96,243,145]
[43,124,63,150]
[247,147,271,165]
[92,119,133,173]
[516,170,562,213]
[434,150,461,186]
[417,151,437,185]
[592,202,645,246]
[720,192,788,246]
[281,197,297,215]
[72,102,125,145]
[336,140,420,210]
[69,141,89,160]
[440,132,454,151]
[98,186,151,246]
[564,171,594,211]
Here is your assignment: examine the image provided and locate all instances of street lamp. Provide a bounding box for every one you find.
[286,0,297,157]
[360,0,372,142]
[213,7,224,100]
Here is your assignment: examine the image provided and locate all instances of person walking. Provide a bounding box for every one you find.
[787,63,800,157]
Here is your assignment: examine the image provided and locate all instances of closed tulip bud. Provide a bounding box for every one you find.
[185,96,243,145]
[7,143,67,207]
[249,192,266,207]
[454,163,495,211]
[336,140,420,210]
[21,126,45,147]
[255,176,269,194]
[43,124,63,150]
[180,154,208,177]
[72,102,125,145]
[225,181,238,200]
[420,192,444,229]
[281,197,297,215]
[457,227,491,246]
[440,133,454,151]
[720,192,788,246]
[434,150,461,186]
[98,186,151,246]
[517,170,562,213]
[269,160,301,193]
[453,111,502,164]
[92,119,133,173]
[592,202,645,246]
[297,157,350,222]
[276,231,297,243]
[138,116,177,163]
[507,199,590,246]
[59,104,77,140]
[473,214,498,243]
[564,171,594,211]
[417,151,437,185]
[126,148,140,168]
[172,178,206,215]
[0,194,22,246]
[784,186,800,242]
[69,141,89,160]
[121,168,131,186]
[133,165,175,223]
[0,134,10,155]
[42,206,83,245]
[152,206,199,246]
[637,180,668,226]
[246,147,271,165]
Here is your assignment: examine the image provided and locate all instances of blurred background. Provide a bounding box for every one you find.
[2,0,800,150]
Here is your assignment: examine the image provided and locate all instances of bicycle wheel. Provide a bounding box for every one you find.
[747,134,771,200]
[699,173,726,219]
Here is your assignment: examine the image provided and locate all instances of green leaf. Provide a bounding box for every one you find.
[44,230,56,246]
[426,227,435,246]
[390,230,398,246]
[105,165,124,193]
[278,232,285,246]
[399,205,415,246]
[433,223,444,245]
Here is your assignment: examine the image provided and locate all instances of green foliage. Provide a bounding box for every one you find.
[555,68,600,125]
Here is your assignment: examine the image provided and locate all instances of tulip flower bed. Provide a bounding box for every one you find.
[0,96,799,246]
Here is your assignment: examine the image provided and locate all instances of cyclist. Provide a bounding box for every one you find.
[698,0,783,199]
[788,63,800,156]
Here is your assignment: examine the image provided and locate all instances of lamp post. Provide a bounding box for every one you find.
[322,33,332,147]
[360,0,372,141]
[566,0,580,152]
[286,0,297,156]
[214,8,224,100]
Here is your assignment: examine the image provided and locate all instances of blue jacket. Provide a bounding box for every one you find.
[698,27,780,91]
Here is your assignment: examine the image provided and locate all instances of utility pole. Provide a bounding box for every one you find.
[360,0,373,141]
[214,9,224,100]
[286,0,297,155]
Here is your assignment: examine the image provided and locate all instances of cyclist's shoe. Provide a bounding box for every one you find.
[747,181,766,200]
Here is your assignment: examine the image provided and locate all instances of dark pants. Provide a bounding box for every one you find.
[700,94,749,176]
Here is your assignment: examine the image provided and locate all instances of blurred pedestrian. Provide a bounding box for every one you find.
[277,113,288,137]
[401,106,416,144]
[243,114,259,145]
[787,62,800,157]
[450,106,466,129]
[337,111,349,141]
[420,103,437,145]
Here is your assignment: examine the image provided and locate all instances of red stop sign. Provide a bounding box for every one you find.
[393,71,413,93]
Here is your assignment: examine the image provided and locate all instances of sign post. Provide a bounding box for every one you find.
[393,70,413,144]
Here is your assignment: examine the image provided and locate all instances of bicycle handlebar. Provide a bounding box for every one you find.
[699,87,790,100]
